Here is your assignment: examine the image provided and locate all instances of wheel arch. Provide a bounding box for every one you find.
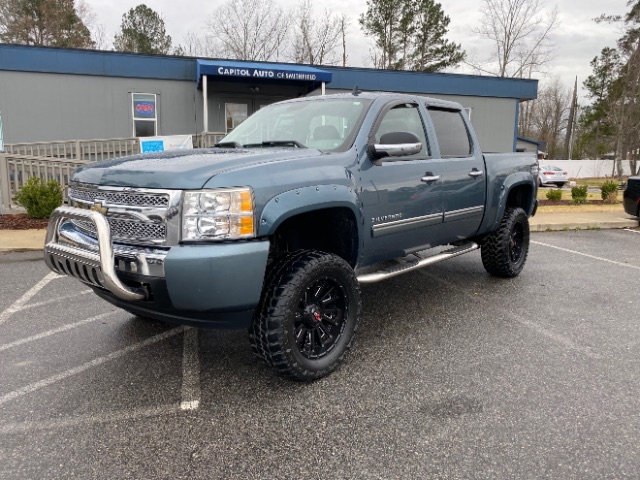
[480,173,535,235]
[259,185,361,267]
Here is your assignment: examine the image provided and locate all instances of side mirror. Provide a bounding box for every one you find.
[370,132,422,159]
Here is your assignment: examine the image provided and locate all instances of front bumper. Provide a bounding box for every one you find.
[44,207,270,328]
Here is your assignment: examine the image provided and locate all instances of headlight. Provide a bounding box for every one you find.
[182,188,255,241]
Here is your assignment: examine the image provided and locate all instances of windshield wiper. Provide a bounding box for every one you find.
[243,140,306,148]
[215,141,243,148]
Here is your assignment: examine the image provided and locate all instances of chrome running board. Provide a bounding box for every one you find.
[356,242,479,284]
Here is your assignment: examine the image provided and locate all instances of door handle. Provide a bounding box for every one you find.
[421,174,441,183]
[469,170,484,177]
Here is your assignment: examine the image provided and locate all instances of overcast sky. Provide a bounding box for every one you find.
[85,0,628,99]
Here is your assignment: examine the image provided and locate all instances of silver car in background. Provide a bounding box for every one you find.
[538,165,569,187]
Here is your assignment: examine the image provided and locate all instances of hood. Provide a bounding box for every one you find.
[71,148,322,189]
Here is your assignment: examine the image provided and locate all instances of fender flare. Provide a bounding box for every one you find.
[258,185,361,237]
[484,172,536,234]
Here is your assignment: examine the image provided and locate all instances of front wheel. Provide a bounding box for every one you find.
[249,250,361,381]
[481,207,530,278]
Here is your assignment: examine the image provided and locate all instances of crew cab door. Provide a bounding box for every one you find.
[359,102,445,265]
[426,107,486,242]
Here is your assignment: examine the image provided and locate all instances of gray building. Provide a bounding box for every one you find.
[0,44,537,152]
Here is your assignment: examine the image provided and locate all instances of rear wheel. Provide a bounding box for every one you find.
[249,250,361,381]
[481,207,530,278]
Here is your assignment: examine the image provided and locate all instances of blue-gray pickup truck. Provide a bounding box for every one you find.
[44,92,538,380]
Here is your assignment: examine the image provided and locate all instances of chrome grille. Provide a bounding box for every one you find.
[66,185,182,247]
[68,187,169,207]
[73,219,166,242]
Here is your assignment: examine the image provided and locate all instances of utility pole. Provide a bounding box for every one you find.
[564,76,578,159]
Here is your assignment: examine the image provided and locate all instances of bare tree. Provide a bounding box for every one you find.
[472,0,558,77]
[76,0,109,49]
[290,0,344,65]
[528,77,571,158]
[174,31,222,57]
[207,0,291,62]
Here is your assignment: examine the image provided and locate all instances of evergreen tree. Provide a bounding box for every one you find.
[578,48,621,158]
[0,0,93,48]
[410,0,465,72]
[359,0,464,72]
[113,4,172,55]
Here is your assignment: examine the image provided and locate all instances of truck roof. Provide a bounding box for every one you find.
[283,91,465,112]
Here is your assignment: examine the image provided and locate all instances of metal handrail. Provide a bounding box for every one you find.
[5,137,141,162]
[1,133,227,209]
[0,153,90,209]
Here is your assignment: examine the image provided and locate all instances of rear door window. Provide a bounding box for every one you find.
[427,108,472,158]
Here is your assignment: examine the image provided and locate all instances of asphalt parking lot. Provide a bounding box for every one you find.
[1,229,640,479]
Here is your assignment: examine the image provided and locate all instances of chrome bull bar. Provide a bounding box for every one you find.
[44,207,147,301]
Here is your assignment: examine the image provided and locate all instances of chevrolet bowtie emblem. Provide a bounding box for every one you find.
[90,199,108,215]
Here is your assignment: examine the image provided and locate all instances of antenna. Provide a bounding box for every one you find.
[352,85,361,96]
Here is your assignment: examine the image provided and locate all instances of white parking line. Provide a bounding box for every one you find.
[532,241,640,271]
[624,228,640,234]
[0,311,119,353]
[0,272,60,326]
[0,326,185,407]
[422,271,601,359]
[180,327,201,411]
[0,405,180,435]
[20,290,93,312]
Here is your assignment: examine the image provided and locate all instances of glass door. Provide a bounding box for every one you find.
[225,103,249,133]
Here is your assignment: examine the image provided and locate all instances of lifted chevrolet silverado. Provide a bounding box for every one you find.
[44,92,538,380]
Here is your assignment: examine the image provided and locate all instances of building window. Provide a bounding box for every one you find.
[225,103,248,133]
[132,93,157,137]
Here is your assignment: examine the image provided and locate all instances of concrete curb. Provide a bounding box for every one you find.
[530,221,638,232]
[0,229,46,252]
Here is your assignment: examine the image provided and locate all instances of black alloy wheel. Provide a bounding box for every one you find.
[509,221,525,264]
[249,250,361,381]
[481,207,530,278]
[294,277,348,359]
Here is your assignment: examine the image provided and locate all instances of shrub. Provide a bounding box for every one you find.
[13,177,63,218]
[546,189,562,201]
[571,184,588,204]
[600,180,618,203]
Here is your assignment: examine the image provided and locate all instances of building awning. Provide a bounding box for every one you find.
[196,59,332,91]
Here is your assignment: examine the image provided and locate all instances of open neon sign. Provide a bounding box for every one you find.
[135,102,155,117]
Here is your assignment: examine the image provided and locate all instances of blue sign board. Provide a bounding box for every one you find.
[196,60,332,84]
[140,140,164,153]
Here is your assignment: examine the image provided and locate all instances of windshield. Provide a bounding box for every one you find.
[220,98,373,152]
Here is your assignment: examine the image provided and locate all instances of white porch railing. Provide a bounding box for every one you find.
[4,132,227,162]
[5,138,141,162]
[1,133,227,211]
[0,154,90,209]
[193,132,226,148]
